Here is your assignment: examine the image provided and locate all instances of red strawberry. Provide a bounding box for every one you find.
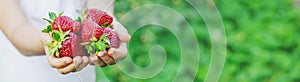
[81,19,103,42]
[86,8,105,23]
[42,12,87,58]
[99,14,113,26]
[103,27,120,48]
[86,8,113,26]
[57,32,87,58]
[79,9,120,56]
[52,16,81,33]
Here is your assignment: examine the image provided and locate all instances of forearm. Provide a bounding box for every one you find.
[11,25,45,56]
[0,0,45,56]
[1,24,45,56]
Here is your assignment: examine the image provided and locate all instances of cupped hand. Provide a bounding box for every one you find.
[47,56,90,75]
[90,20,131,67]
[42,33,90,75]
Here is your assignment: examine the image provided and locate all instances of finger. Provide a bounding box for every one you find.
[113,21,131,42]
[75,56,90,71]
[89,56,97,65]
[48,56,72,68]
[90,55,106,67]
[73,56,83,71]
[97,51,105,57]
[57,63,76,75]
[89,59,95,65]
[99,53,116,65]
[107,42,128,61]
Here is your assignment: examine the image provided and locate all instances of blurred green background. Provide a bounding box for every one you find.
[96,0,300,82]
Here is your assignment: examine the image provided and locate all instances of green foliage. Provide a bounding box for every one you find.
[96,0,300,82]
[49,12,57,20]
[41,12,70,57]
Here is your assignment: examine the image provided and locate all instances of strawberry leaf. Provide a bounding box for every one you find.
[57,42,63,48]
[99,34,110,45]
[45,42,52,46]
[41,29,48,33]
[100,34,107,40]
[75,17,82,23]
[58,12,64,17]
[42,25,52,33]
[104,37,110,45]
[108,25,114,29]
[47,25,52,31]
[87,45,93,56]
[49,41,56,48]
[55,49,59,57]
[99,41,106,51]
[92,43,99,51]
[91,36,98,42]
[101,22,109,27]
[82,11,87,21]
[52,31,61,42]
[48,46,58,57]
[43,18,53,24]
[63,30,71,38]
[48,48,54,56]
[49,12,57,20]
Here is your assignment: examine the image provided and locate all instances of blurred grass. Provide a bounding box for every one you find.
[96,0,300,82]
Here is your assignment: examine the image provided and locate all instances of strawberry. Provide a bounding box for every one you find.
[43,12,81,33]
[42,12,87,58]
[103,27,120,48]
[81,19,103,42]
[85,8,105,23]
[52,16,81,33]
[57,32,87,58]
[98,14,113,27]
[86,8,113,27]
[80,19,106,55]
[79,8,120,56]
[80,26,120,56]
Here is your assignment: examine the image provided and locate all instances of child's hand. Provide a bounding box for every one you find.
[89,21,131,67]
[47,56,90,74]
[42,34,90,74]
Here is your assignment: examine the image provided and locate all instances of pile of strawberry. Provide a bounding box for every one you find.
[42,8,120,58]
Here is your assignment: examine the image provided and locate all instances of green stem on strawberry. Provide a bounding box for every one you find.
[42,12,71,57]
[81,34,110,56]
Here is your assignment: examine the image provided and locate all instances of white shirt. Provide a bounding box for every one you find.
[0,0,95,82]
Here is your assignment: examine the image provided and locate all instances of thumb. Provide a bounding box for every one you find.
[107,42,128,61]
[113,21,131,42]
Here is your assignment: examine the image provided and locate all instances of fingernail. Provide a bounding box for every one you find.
[98,52,104,57]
